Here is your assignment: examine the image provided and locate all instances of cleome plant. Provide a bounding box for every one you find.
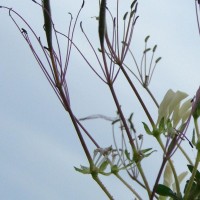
[1,0,200,199]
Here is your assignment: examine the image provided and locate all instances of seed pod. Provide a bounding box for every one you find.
[42,0,52,50]
[99,0,106,47]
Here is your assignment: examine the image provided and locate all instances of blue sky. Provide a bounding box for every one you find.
[0,0,200,199]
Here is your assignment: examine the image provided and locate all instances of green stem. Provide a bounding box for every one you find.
[184,118,200,199]
[92,174,114,200]
[137,162,152,198]
[178,145,193,165]
[184,151,200,200]
[114,173,142,200]
[108,84,151,197]
[150,158,167,200]
[194,118,200,138]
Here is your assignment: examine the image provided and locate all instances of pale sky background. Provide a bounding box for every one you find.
[0,0,200,200]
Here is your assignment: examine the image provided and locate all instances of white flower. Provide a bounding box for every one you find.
[157,89,192,129]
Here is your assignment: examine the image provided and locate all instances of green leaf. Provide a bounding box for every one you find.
[128,113,134,121]
[137,148,156,159]
[140,148,156,158]
[125,149,131,161]
[184,179,197,197]
[142,122,152,135]
[187,165,200,180]
[166,118,173,129]
[187,165,194,173]
[128,113,136,132]
[143,151,156,158]
[156,184,177,199]
[140,148,153,154]
[159,117,165,132]
[74,165,91,174]
[99,160,109,172]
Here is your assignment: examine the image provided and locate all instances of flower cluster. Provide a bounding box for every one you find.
[157,89,192,130]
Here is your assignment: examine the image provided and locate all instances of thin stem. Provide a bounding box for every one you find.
[128,48,143,80]
[178,145,193,165]
[145,87,159,108]
[67,104,93,164]
[75,118,100,148]
[108,81,152,196]
[57,29,106,83]
[194,118,200,138]
[195,0,200,35]
[137,162,152,198]
[184,117,200,199]
[119,64,155,127]
[56,87,93,168]
[158,137,180,195]
[114,173,143,200]
[67,102,114,200]
[49,51,60,87]
[150,136,181,199]
[92,174,114,199]
[109,84,136,151]
[116,0,120,58]
[150,158,167,200]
